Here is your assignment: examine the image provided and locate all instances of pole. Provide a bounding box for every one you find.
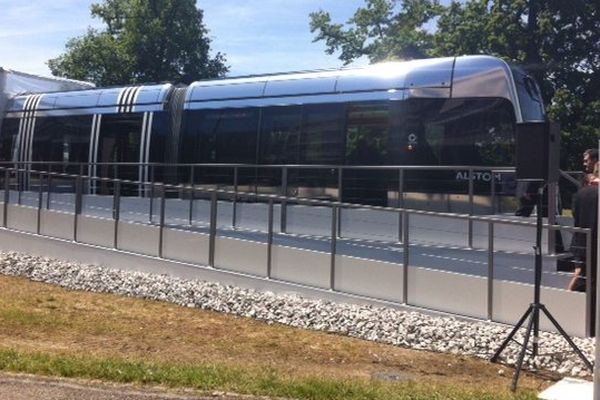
[594,139,600,400]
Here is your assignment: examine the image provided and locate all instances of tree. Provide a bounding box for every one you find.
[48,0,228,86]
[310,0,600,169]
[310,0,444,64]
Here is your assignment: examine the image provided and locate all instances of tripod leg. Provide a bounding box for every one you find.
[540,305,594,372]
[511,310,536,392]
[491,306,532,363]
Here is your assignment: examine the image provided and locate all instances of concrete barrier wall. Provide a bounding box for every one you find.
[493,280,585,337]
[117,221,160,256]
[40,210,74,240]
[162,228,209,265]
[334,255,404,302]
[407,267,488,319]
[77,216,114,248]
[271,245,330,288]
[6,205,37,233]
[215,237,267,276]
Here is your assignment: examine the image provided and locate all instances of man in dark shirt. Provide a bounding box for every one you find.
[568,166,598,336]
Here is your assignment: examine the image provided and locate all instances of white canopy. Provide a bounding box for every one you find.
[0,67,94,128]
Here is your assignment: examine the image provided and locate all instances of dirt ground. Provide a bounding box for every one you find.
[0,275,559,394]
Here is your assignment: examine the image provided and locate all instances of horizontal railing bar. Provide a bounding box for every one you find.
[0,160,516,172]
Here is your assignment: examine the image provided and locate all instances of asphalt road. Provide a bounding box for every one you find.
[0,373,263,400]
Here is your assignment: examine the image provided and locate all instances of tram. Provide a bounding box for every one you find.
[0,55,546,210]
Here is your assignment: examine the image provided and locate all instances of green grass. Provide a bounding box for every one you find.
[0,348,537,400]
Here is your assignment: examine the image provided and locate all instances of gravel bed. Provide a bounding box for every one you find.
[0,251,594,377]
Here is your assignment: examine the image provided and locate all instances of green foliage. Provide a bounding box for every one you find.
[310,0,600,169]
[310,0,444,64]
[48,0,228,86]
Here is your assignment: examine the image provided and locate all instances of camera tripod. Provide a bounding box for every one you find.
[490,183,593,391]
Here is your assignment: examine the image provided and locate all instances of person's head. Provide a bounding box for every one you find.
[583,149,599,173]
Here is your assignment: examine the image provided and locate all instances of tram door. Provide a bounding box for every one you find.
[343,103,391,206]
[94,114,144,195]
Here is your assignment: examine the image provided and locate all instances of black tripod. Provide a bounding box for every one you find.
[491,183,593,391]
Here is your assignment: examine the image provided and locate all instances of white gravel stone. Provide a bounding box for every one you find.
[0,250,594,377]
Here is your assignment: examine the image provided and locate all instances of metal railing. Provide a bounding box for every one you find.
[0,165,592,334]
[2,160,521,248]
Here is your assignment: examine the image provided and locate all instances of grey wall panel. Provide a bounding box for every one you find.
[335,256,403,302]
[271,245,330,289]
[117,222,160,256]
[40,210,74,240]
[6,205,37,233]
[407,267,487,319]
[492,281,585,337]
[77,216,115,248]
[215,237,267,276]
[162,228,209,265]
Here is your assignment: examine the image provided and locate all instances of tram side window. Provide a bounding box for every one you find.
[345,102,390,165]
[32,116,92,163]
[197,109,259,163]
[0,118,20,161]
[390,98,515,166]
[435,98,515,166]
[300,104,344,164]
[96,114,144,181]
[259,106,302,164]
[97,114,143,163]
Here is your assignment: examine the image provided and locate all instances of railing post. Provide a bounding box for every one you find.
[188,166,194,226]
[490,170,496,214]
[74,175,82,242]
[398,168,404,242]
[113,180,121,249]
[547,181,558,254]
[46,173,52,210]
[280,167,288,233]
[402,211,409,304]
[36,172,43,234]
[149,166,155,223]
[487,221,494,320]
[267,198,274,279]
[337,168,343,237]
[158,184,166,258]
[468,168,474,248]
[3,169,9,227]
[330,205,338,290]
[232,167,238,229]
[586,230,593,336]
[208,191,217,267]
[17,165,22,206]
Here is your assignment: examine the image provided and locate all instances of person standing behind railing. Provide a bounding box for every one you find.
[568,161,598,294]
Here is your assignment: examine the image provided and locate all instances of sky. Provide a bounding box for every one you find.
[0,0,376,79]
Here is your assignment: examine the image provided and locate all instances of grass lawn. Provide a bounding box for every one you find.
[0,274,558,399]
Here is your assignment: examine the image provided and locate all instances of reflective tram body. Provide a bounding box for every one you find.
[0,55,546,210]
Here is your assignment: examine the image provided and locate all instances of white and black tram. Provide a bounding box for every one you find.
[0,55,546,209]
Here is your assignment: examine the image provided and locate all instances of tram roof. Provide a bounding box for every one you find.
[4,55,519,118]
